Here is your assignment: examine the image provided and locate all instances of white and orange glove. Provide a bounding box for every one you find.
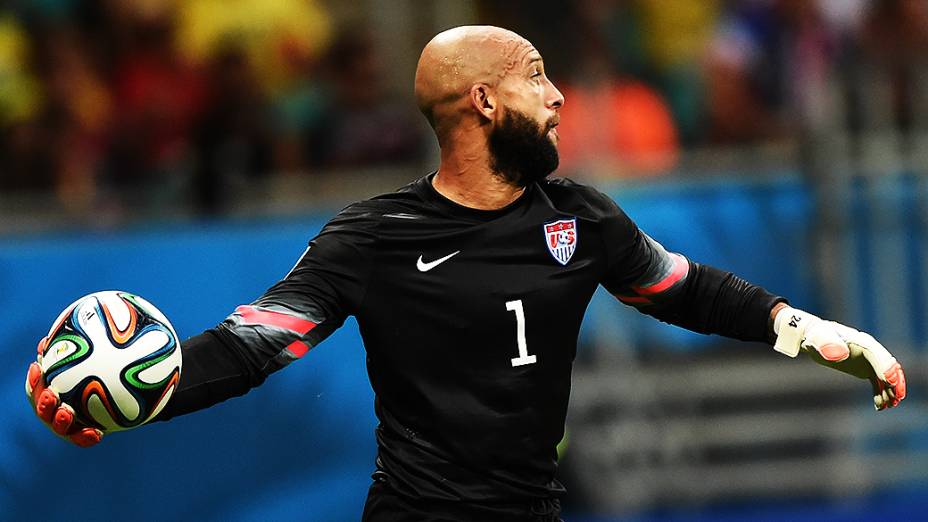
[773,306,906,410]
[25,336,103,447]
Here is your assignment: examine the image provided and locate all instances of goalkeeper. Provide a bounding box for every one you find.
[26,25,905,522]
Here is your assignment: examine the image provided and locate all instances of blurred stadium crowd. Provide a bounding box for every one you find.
[0,0,427,217]
[489,0,928,175]
[1,0,926,219]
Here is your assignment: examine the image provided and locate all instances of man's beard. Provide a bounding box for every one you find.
[488,109,559,187]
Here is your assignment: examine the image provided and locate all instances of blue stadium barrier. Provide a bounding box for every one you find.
[5,173,911,521]
[1,219,377,520]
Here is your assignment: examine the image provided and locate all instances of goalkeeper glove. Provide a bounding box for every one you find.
[773,306,906,410]
[25,337,103,447]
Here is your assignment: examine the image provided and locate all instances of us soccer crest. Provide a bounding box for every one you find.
[543,218,577,265]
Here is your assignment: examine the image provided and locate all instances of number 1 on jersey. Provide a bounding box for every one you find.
[506,299,537,367]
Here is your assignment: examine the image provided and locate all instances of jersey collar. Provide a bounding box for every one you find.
[415,172,536,222]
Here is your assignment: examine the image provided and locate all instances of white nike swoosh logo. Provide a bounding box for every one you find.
[417,251,461,272]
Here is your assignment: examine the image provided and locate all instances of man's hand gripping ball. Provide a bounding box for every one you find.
[25,337,103,447]
[773,306,907,410]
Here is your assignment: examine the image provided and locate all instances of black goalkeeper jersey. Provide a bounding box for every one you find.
[161,174,783,503]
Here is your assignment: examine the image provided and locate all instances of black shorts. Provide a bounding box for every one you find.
[361,479,563,522]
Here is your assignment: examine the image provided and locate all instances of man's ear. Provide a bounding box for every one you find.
[469,83,496,121]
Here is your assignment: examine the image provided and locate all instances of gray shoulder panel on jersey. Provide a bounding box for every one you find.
[613,233,690,308]
[219,301,331,376]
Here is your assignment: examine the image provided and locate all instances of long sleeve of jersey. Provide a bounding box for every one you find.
[157,204,377,421]
[597,195,785,343]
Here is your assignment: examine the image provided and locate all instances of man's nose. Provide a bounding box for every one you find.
[548,82,564,109]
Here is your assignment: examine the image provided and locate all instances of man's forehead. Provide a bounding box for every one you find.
[519,47,543,66]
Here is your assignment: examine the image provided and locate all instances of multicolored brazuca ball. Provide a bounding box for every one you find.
[39,291,182,432]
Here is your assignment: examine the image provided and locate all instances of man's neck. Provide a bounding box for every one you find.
[432,167,525,210]
[432,147,525,211]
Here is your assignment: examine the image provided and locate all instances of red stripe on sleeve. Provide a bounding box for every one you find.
[285,340,310,358]
[633,254,689,296]
[235,305,317,335]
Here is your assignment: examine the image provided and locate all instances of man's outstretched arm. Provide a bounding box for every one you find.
[603,211,905,411]
[26,202,378,443]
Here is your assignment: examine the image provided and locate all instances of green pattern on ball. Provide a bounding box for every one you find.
[124,349,176,389]
[45,334,90,374]
[119,293,146,314]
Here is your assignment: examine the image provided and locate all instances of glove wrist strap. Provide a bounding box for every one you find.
[773,306,817,357]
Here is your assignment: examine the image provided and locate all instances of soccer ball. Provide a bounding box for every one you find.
[39,291,182,432]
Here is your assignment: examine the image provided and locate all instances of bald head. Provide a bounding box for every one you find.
[415,26,536,139]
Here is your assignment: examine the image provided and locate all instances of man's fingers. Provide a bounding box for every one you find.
[36,336,49,358]
[35,388,60,423]
[68,427,103,448]
[873,390,891,410]
[872,362,907,410]
[28,342,103,448]
[51,403,76,435]
[25,362,43,398]
[882,362,906,408]
[885,362,906,399]
[871,378,886,411]
[28,336,51,400]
